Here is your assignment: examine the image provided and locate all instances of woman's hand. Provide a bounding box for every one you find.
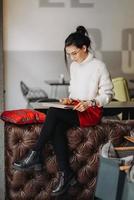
[73,101,91,112]
[59,98,73,105]
[73,100,101,112]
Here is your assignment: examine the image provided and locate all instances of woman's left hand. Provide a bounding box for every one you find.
[73,101,91,112]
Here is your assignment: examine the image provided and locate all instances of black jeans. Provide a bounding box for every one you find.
[34,107,80,174]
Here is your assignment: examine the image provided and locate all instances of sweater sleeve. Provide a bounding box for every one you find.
[68,63,73,98]
[95,63,114,106]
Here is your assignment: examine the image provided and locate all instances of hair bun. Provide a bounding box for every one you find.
[76,26,88,36]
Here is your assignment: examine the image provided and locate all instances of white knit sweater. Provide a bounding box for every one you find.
[69,53,114,106]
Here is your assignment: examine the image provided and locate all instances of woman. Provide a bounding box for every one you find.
[13,26,114,196]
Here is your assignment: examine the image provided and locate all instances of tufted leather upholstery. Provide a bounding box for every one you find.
[5,119,134,200]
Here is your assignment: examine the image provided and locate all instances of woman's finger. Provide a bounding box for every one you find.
[73,102,81,110]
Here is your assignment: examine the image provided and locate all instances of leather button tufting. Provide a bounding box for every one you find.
[5,121,133,200]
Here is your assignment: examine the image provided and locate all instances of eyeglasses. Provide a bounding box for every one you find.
[66,49,81,57]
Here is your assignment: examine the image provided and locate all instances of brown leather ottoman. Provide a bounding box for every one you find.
[5,119,134,200]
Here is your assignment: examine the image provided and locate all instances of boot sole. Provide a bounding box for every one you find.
[51,176,77,197]
[12,163,42,172]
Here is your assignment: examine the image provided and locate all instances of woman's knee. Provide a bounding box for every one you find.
[46,107,61,123]
[47,107,58,117]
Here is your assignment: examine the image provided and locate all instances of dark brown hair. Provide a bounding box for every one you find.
[64,26,91,66]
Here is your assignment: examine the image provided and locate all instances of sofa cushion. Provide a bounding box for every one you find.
[0,109,46,124]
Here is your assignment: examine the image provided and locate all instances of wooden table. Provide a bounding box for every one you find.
[103,101,134,119]
[30,101,134,119]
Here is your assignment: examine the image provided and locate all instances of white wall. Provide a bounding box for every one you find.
[3,0,134,109]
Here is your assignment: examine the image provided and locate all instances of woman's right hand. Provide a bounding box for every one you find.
[59,98,73,105]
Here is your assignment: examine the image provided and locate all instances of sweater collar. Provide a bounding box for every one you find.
[79,53,93,65]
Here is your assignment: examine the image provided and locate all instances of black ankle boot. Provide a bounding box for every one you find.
[51,171,77,196]
[13,150,42,171]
